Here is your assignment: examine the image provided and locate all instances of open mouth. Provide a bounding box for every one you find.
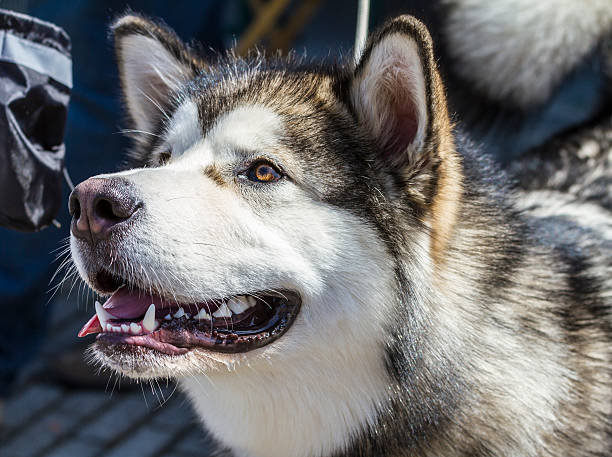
[79,271,301,355]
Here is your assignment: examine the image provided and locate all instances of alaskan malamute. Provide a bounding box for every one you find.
[70,12,612,457]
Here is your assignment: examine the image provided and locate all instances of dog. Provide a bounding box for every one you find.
[69,12,612,457]
[438,0,612,109]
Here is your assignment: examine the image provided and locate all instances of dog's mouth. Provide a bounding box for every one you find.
[79,271,301,355]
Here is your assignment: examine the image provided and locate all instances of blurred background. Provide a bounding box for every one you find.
[0,1,610,456]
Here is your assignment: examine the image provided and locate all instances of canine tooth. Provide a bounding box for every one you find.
[95,300,114,326]
[106,323,113,332]
[143,304,157,332]
[195,309,211,320]
[245,296,257,307]
[227,297,249,314]
[164,314,172,321]
[173,307,185,318]
[121,324,130,333]
[213,303,232,318]
[130,323,141,334]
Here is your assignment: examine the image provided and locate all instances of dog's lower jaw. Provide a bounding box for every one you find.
[179,339,392,457]
[88,341,239,380]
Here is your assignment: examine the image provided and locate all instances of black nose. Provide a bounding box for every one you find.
[69,178,141,243]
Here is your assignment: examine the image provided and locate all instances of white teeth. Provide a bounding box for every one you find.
[195,308,212,320]
[130,323,141,335]
[245,296,257,307]
[173,307,185,318]
[95,300,115,327]
[142,304,157,332]
[121,324,130,333]
[106,323,122,333]
[227,297,249,314]
[164,314,172,321]
[213,303,232,318]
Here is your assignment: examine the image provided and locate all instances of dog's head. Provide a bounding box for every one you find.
[70,14,460,385]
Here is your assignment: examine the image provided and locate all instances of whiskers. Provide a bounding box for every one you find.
[116,128,164,139]
[47,237,86,306]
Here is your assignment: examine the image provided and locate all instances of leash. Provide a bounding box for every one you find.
[63,165,75,191]
[52,164,74,229]
[354,0,370,61]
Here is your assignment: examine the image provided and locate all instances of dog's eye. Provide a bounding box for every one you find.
[158,150,172,165]
[247,161,282,183]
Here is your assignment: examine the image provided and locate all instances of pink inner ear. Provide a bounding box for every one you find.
[383,95,419,162]
[352,37,428,166]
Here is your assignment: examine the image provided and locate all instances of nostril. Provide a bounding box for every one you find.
[94,198,125,222]
[73,200,81,220]
[69,192,81,220]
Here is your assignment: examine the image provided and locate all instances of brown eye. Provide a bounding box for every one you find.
[158,150,171,165]
[247,162,282,183]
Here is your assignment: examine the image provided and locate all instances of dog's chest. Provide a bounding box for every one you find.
[180,344,391,457]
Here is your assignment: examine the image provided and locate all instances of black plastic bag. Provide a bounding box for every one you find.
[0,9,71,231]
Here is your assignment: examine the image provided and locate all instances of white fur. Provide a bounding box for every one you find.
[119,34,192,132]
[208,105,284,155]
[352,34,428,163]
[74,104,396,457]
[441,0,612,107]
[164,100,202,159]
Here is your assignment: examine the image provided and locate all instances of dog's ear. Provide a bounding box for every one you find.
[112,14,202,133]
[350,16,461,260]
[350,16,453,196]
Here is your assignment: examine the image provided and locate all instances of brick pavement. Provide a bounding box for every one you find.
[0,294,215,457]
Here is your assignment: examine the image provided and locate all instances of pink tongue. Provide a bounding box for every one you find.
[102,289,172,319]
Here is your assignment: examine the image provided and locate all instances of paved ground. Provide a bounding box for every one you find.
[0,293,215,457]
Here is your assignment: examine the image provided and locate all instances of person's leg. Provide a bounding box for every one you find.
[0,226,59,397]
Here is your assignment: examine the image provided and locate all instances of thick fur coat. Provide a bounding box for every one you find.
[68,10,612,457]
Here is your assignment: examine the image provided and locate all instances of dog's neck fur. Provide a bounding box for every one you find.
[181,339,388,457]
[342,145,611,457]
[177,215,407,457]
[180,281,399,457]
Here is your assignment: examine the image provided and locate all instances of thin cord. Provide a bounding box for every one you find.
[63,166,75,191]
[354,0,370,62]
[53,166,75,229]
